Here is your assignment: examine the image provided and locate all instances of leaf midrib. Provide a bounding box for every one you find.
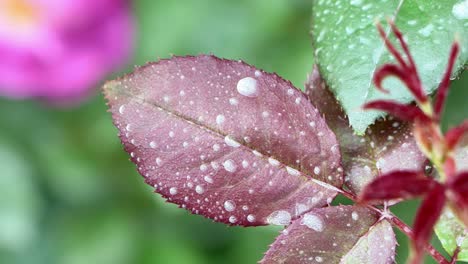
[106,85,341,191]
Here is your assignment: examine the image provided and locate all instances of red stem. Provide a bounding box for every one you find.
[339,190,449,264]
[450,246,460,264]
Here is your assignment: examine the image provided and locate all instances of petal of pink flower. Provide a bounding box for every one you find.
[0,0,134,103]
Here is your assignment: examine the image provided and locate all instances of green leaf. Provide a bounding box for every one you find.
[435,207,468,261]
[311,0,467,134]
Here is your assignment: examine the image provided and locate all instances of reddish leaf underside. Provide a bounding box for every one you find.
[104,55,343,226]
[305,66,425,194]
[260,206,396,264]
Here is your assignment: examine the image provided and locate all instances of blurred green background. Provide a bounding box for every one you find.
[0,1,466,263]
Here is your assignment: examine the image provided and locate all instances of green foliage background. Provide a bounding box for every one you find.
[0,1,466,263]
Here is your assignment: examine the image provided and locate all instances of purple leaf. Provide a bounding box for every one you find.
[104,55,343,226]
[305,66,425,194]
[260,206,396,263]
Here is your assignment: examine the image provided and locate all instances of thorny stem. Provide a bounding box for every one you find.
[338,189,450,264]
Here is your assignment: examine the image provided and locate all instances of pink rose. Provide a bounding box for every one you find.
[0,0,134,103]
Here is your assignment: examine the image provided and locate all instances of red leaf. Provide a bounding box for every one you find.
[260,206,396,263]
[373,64,407,94]
[376,23,408,70]
[306,66,425,194]
[359,171,435,203]
[363,100,428,122]
[445,120,468,151]
[411,184,446,264]
[103,55,343,226]
[447,171,468,226]
[434,41,461,119]
[375,22,427,104]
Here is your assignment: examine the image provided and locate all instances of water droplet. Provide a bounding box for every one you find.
[156,157,162,166]
[216,114,225,125]
[314,166,321,175]
[195,185,204,194]
[247,214,256,222]
[200,164,208,171]
[223,159,237,172]
[266,210,291,225]
[212,144,220,151]
[350,0,362,6]
[254,70,262,77]
[229,98,239,105]
[229,216,237,223]
[169,131,175,138]
[204,175,213,184]
[149,141,157,148]
[224,135,241,147]
[252,150,262,157]
[224,200,236,212]
[119,105,125,114]
[242,160,249,168]
[286,166,300,176]
[169,187,178,195]
[453,1,468,19]
[352,211,359,221]
[315,256,324,263]
[268,157,280,166]
[301,213,324,232]
[418,24,434,37]
[237,77,258,97]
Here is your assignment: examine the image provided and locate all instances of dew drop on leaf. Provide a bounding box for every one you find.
[236,77,258,97]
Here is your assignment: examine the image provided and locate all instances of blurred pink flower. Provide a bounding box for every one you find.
[0,0,134,103]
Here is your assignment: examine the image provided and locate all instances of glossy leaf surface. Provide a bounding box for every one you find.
[311,0,467,133]
[104,55,343,226]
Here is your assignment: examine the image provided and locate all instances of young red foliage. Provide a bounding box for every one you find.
[411,184,446,264]
[358,171,435,203]
[361,21,466,264]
